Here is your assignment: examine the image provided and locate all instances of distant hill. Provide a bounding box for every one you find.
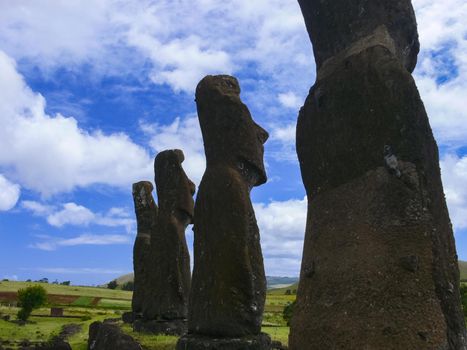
[459,260,467,281]
[268,282,299,295]
[109,260,467,288]
[267,276,299,288]
[109,273,298,290]
[115,273,134,286]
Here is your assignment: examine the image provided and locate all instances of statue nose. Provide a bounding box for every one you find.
[256,125,269,144]
[188,180,196,196]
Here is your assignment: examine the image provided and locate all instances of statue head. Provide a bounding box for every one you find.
[195,75,269,186]
[132,181,157,234]
[297,0,419,72]
[154,149,196,226]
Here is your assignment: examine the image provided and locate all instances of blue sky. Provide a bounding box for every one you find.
[0,0,466,285]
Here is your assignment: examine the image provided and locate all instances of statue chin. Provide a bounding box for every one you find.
[174,208,193,226]
[236,157,265,189]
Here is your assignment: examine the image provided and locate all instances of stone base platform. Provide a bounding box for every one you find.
[121,311,135,324]
[133,319,187,335]
[176,333,272,350]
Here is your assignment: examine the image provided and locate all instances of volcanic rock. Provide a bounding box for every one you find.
[87,321,141,350]
[131,181,157,318]
[289,1,467,349]
[180,75,269,346]
[142,149,194,325]
[297,0,419,72]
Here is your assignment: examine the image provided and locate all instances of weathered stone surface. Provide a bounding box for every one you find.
[121,311,134,324]
[142,149,194,322]
[177,333,272,350]
[88,321,141,350]
[131,181,157,317]
[186,75,269,339]
[133,319,187,335]
[290,1,466,349]
[297,0,419,72]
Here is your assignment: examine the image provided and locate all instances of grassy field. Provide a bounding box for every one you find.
[0,280,296,349]
[0,281,132,300]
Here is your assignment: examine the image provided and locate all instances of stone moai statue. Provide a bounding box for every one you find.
[177,75,271,349]
[289,1,467,349]
[134,149,195,335]
[131,181,157,319]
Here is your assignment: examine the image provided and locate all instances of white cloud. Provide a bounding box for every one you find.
[22,201,134,232]
[142,116,206,185]
[278,92,302,109]
[413,0,467,146]
[21,200,54,216]
[416,75,467,147]
[131,34,234,92]
[441,154,467,230]
[413,0,466,51]
[254,197,307,276]
[267,123,297,162]
[31,233,131,251]
[0,0,126,74]
[0,51,153,197]
[0,174,20,211]
[47,203,96,227]
[0,1,311,95]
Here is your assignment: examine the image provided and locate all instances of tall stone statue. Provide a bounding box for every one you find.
[131,181,157,319]
[177,75,271,349]
[289,1,467,349]
[133,149,195,335]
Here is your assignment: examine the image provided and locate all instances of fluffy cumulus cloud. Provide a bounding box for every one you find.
[22,200,134,232]
[278,92,302,109]
[268,123,297,162]
[0,0,312,96]
[0,174,20,211]
[254,197,307,276]
[413,0,467,146]
[0,51,153,196]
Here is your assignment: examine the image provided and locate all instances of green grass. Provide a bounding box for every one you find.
[121,323,178,349]
[0,281,132,300]
[263,326,289,345]
[0,307,71,343]
[71,296,94,307]
[97,298,131,309]
[0,305,120,349]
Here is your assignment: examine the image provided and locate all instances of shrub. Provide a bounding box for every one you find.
[17,285,48,321]
[107,280,118,290]
[283,300,296,326]
[61,281,71,286]
[121,281,134,291]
